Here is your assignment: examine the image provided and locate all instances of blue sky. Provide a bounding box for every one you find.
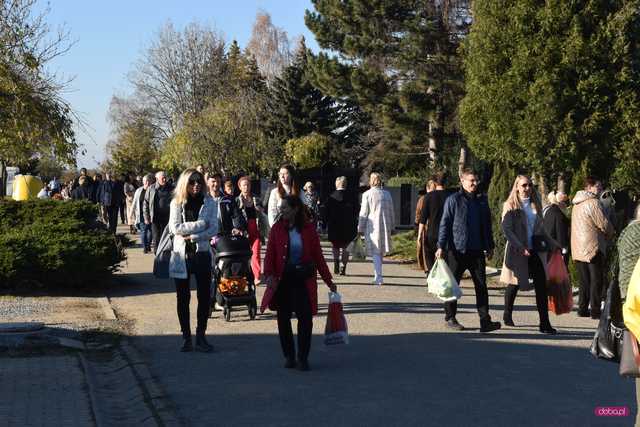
[44,1,318,168]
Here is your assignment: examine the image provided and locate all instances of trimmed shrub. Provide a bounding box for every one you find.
[0,200,125,289]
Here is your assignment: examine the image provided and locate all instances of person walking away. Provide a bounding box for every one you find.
[168,169,218,352]
[71,176,92,201]
[124,175,136,233]
[436,168,501,333]
[500,175,560,334]
[326,176,358,276]
[132,174,154,253]
[268,164,300,226]
[418,174,448,275]
[543,191,570,265]
[571,177,615,319]
[302,181,321,223]
[97,173,121,234]
[358,172,395,285]
[144,171,174,251]
[263,195,336,371]
[236,176,268,285]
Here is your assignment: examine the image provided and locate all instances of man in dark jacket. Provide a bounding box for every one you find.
[71,176,93,201]
[97,172,122,234]
[144,171,174,251]
[436,169,501,333]
[543,191,570,264]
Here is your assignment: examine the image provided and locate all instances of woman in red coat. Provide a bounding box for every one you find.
[263,195,336,371]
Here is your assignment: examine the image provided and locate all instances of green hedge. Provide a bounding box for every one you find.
[0,200,126,289]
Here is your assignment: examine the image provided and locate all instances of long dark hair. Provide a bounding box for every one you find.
[282,195,306,231]
[277,164,300,199]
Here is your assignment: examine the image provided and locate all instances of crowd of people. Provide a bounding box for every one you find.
[51,163,640,380]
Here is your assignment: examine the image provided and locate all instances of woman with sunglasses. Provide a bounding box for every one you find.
[169,169,218,352]
[499,175,560,334]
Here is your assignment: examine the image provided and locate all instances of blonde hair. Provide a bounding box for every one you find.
[369,172,382,187]
[335,176,347,189]
[502,175,543,218]
[547,191,558,205]
[173,168,203,205]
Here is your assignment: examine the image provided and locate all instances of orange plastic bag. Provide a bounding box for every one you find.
[218,277,248,296]
[547,251,573,315]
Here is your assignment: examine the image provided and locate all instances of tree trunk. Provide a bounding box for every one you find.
[428,107,443,167]
[458,145,468,178]
[557,173,567,194]
[0,159,6,198]
[533,172,548,207]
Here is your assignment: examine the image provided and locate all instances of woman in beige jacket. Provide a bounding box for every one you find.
[570,177,614,319]
[500,175,560,334]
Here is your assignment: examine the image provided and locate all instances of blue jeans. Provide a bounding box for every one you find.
[138,222,152,250]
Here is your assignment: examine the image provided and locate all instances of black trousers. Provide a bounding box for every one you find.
[424,243,437,274]
[105,205,119,234]
[119,203,126,224]
[576,252,604,315]
[151,216,169,250]
[276,272,313,362]
[504,254,551,326]
[174,252,212,338]
[444,250,490,322]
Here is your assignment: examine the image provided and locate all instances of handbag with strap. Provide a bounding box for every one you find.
[590,279,626,362]
[153,224,174,279]
[620,330,640,377]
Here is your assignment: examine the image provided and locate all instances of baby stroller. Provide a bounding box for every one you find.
[210,235,258,321]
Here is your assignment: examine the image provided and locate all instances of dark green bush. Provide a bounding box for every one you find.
[0,200,125,289]
[488,162,516,267]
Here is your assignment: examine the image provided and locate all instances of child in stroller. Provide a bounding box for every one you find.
[210,234,258,321]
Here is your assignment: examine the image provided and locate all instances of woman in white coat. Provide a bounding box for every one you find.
[169,169,218,353]
[267,164,300,226]
[358,172,395,285]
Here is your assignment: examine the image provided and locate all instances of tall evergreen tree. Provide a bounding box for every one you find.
[460,0,640,195]
[263,38,340,160]
[304,0,466,174]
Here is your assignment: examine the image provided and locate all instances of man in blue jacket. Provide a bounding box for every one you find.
[436,169,501,333]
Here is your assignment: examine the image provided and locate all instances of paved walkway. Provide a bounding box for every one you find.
[0,355,94,427]
[111,229,635,427]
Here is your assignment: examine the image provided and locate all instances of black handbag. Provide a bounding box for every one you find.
[590,280,625,362]
[620,330,640,377]
[532,235,550,253]
[153,225,174,279]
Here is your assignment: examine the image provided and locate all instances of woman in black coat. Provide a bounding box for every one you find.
[326,176,358,275]
[543,191,570,264]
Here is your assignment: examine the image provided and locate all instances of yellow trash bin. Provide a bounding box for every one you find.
[12,175,43,201]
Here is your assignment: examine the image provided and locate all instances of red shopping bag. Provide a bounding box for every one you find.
[260,284,277,314]
[547,250,573,315]
[324,292,349,345]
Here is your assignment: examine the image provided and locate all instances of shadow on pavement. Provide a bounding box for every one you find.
[129,330,635,427]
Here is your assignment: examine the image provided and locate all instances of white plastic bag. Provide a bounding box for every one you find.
[349,237,366,261]
[427,258,462,301]
[324,292,349,345]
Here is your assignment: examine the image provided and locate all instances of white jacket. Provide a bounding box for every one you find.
[268,187,284,226]
[358,187,395,255]
[168,195,218,279]
[131,187,145,225]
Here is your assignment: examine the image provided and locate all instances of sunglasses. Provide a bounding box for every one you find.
[521,183,531,188]
[188,179,203,186]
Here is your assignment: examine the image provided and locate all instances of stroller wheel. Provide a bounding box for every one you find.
[224,307,231,322]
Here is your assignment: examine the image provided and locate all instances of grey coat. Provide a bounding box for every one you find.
[143,183,174,224]
[168,196,218,279]
[500,204,559,291]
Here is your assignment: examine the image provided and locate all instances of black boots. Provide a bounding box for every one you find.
[503,285,518,326]
[195,334,213,353]
[339,265,346,276]
[479,319,501,333]
[334,261,340,275]
[180,337,193,352]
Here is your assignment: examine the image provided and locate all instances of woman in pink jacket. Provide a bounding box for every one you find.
[263,195,336,371]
